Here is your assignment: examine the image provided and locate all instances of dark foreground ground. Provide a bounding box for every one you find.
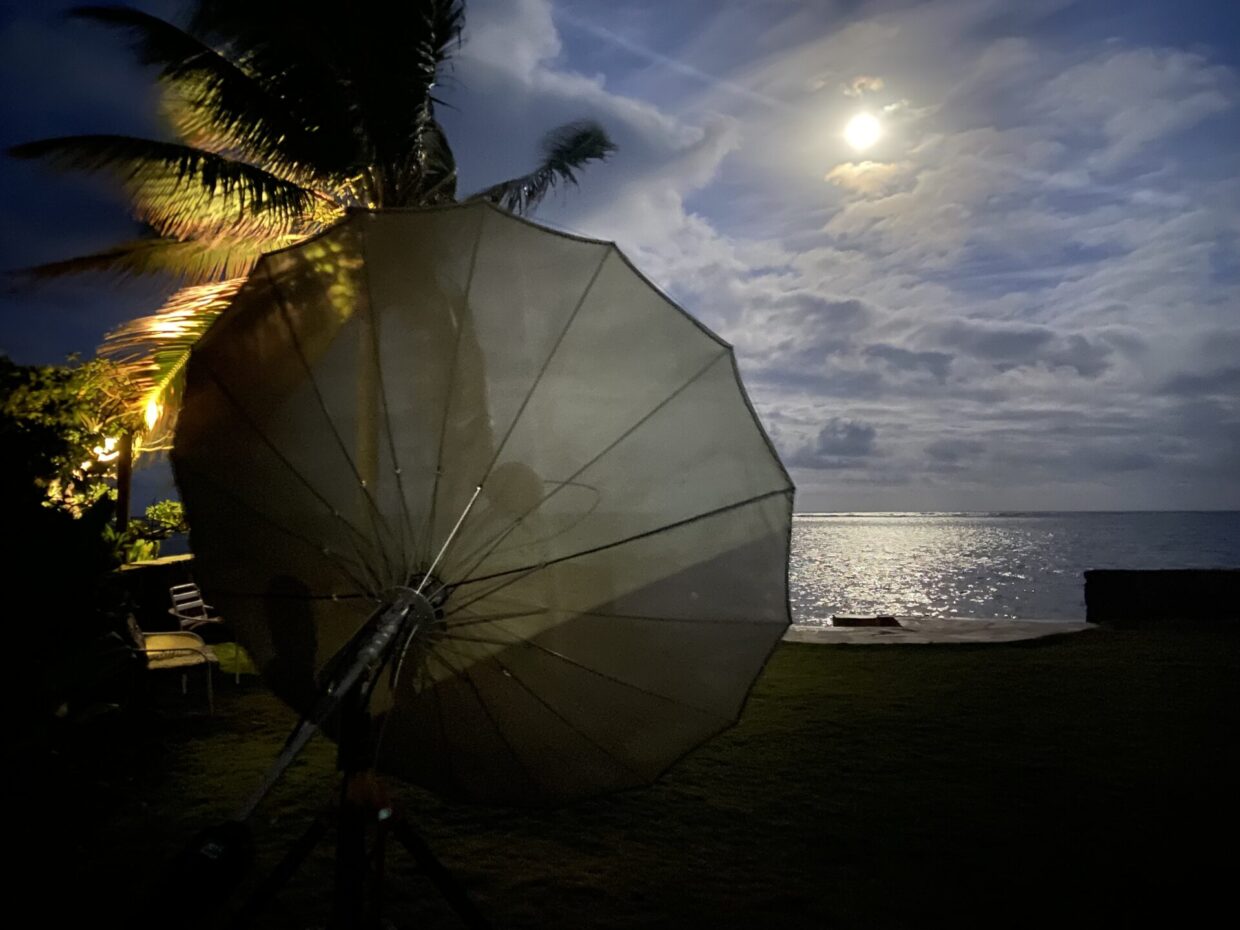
[20,625,1240,928]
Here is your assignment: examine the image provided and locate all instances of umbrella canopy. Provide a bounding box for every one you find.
[172,202,794,804]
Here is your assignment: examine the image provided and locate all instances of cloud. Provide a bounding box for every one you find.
[925,438,984,462]
[732,293,880,387]
[458,0,561,81]
[824,160,916,197]
[435,0,1240,508]
[931,319,1113,377]
[786,417,878,469]
[1039,47,1236,170]
[842,75,885,97]
[1162,367,1240,399]
[864,344,953,382]
[814,418,876,456]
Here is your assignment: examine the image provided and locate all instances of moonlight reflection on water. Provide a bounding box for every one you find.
[789,512,1240,624]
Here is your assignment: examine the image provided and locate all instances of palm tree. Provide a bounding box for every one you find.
[11,1,616,451]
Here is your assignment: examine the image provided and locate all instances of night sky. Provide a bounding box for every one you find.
[2,0,1238,511]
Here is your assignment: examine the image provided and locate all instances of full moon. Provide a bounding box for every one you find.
[844,113,882,151]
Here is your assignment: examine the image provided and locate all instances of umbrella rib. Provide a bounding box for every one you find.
[174,460,378,594]
[265,266,402,586]
[441,625,722,719]
[473,247,612,495]
[442,607,546,626]
[436,638,647,782]
[424,650,463,793]
[358,229,417,581]
[368,639,431,773]
[417,642,545,795]
[421,213,485,566]
[444,349,730,582]
[456,664,545,795]
[446,488,793,615]
[194,361,386,592]
[386,485,483,697]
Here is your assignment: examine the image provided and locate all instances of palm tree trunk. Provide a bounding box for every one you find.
[116,430,134,532]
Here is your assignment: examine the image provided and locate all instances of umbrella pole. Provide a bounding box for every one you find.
[204,499,488,927]
[331,680,376,930]
[327,625,493,930]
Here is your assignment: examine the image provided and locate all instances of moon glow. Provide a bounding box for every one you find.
[844,113,882,151]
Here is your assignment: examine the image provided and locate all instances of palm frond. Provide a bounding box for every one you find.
[470,120,616,214]
[70,5,360,181]
[387,114,458,207]
[350,1,465,200]
[101,279,242,449]
[159,82,348,190]
[12,237,272,285]
[10,135,320,238]
[191,0,465,205]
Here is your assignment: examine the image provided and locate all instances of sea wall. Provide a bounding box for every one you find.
[1084,569,1240,626]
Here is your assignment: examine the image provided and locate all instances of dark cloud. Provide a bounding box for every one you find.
[767,293,873,333]
[864,343,953,382]
[747,364,885,399]
[1097,327,1149,357]
[1042,333,1112,378]
[814,418,877,456]
[1163,366,1240,398]
[925,438,984,462]
[737,293,884,393]
[938,318,1052,359]
[786,417,878,469]
[1079,448,1159,472]
[934,318,1112,377]
[731,288,870,336]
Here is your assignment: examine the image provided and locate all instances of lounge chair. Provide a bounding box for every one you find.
[127,616,218,713]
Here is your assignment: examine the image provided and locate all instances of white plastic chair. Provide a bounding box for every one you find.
[168,582,223,631]
[169,583,239,683]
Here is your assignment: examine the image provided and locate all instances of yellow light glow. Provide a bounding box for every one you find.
[844,113,882,151]
[92,435,120,464]
[144,399,161,431]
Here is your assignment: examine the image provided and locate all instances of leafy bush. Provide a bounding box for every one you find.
[104,499,189,563]
[1,353,139,515]
[2,354,154,607]
[143,499,188,535]
[1,355,190,564]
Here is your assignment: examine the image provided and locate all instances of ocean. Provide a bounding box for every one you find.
[790,511,1240,624]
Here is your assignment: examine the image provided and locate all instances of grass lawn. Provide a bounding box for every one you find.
[21,625,1239,928]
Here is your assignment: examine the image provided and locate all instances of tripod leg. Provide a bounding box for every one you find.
[371,816,389,926]
[332,782,371,929]
[233,814,330,928]
[389,817,493,930]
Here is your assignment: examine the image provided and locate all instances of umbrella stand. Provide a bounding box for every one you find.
[229,661,491,930]
[162,588,491,929]
[155,491,491,928]
[239,498,490,928]
[233,485,481,827]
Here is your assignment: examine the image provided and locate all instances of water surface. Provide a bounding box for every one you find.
[790,512,1240,623]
